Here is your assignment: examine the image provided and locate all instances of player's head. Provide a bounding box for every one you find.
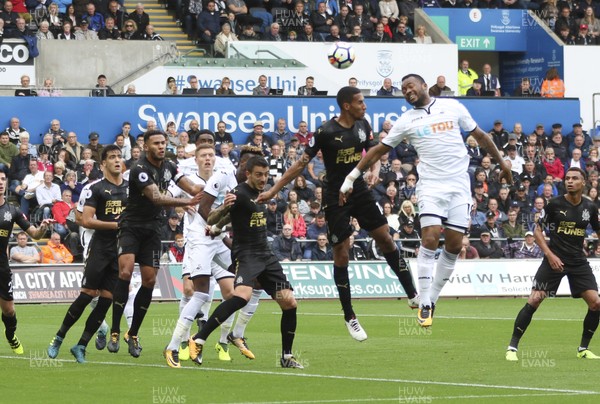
[0,166,6,194]
[565,167,586,194]
[336,86,365,120]
[195,143,216,173]
[237,145,264,182]
[102,144,123,175]
[401,74,429,107]
[143,129,167,161]
[195,129,215,146]
[245,156,269,191]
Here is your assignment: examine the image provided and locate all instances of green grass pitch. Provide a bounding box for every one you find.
[2,297,600,403]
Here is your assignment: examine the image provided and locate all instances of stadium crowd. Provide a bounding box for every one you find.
[0,0,598,49]
[4,109,600,264]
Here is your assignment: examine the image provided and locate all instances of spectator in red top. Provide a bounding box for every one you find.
[51,188,75,238]
[283,202,307,239]
[542,147,565,184]
[294,120,313,146]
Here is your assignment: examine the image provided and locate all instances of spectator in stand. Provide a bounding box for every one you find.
[63,4,78,28]
[52,161,66,185]
[14,74,37,97]
[298,76,318,96]
[480,210,505,239]
[57,21,76,40]
[39,78,62,97]
[252,74,271,96]
[161,212,182,250]
[64,132,85,164]
[380,0,399,23]
[306,150,324,186]
[383,201,400,230]
[17,159,43,217]
[324,23,341,41]
[556,5,578,36]
[37,21,56,39]
[393,21,415,43]
[239,24,262,40]
[458,235,479,259]
[105,0,127,30]
[480,63,501,96]
[377,78,400,96]
[466,78,485,96]
[504,145,525,175]
[77,158,99,184]
[86,132,104,163]
[1,2,20,34]
[579,6,600,37]
[129,2,149,34]
[141,23,162,40]
[488,197,508,223]
[268,142,287,184]
[198,1,220,44]
[216,77,235,95]
[348,234,368,260]
[473,231,504,258]
[81,2,104,31]
[51,188,75,238]
[267,198,284,238]
[428,75,452,96]
[548,129,568,162]
[513,77,538,97]
[36,170,62,219]
[269,118,293,147]
[542,147,565,186]
[398,218,420,257]
[40,232,74,264]
[126,145,142,169]
[10,232,41,263]
[264,22,285,41]
[565,147,586,172]
[294,120,313,147]
[272,224,303,261]
[369,21,391,42]
[333,5,352,38]
[414,24,433,43]
[8,143,33,192]
[311,233,333,260]
[458,59,478,96]
[185,120,201,143]
[503,209,526,239]
[310,1,333,40]
[36,148,53,173]
[348,24,366,42]
[0,132,18,173]
[540,67,565,98]
[2,117,27,146]
[503,231,544,258]
[6,17,32,39]
[121,19,141,39]
[98,16,121,39]
[305,212,328,258]
[214,22,236,56]
[168,234,185,263]
[350,4,374,37]
[283,201,307,239]
[47,119,67,145]
[90,74,115,97]
[489,119,510,152]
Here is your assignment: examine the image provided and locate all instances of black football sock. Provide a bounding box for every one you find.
[509,303,537,349]
[383,249,418,298]
[194,296,248,341]
[57,292,94,339]
[111,278,130,334]
[580,309,600,350]
[128,286,153,337]
[333,265,355,321]
[281,307,297,356]
[2,313,17,341]
[78,296,112,347]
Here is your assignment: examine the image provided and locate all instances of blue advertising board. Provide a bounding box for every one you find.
[0,96,579,144]
[426,9,529,52]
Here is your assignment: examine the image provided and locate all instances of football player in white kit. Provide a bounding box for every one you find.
[164,141,261,368]
[341,74,512,327]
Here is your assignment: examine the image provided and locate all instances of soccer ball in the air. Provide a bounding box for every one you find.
[328,42,355,69]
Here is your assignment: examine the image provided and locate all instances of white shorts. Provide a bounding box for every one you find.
[416,172,471,232]
[182,241,233,280]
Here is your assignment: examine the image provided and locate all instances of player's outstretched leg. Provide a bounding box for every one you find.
[229,289,261,359]
[47,292,94,358]
[70,296,113,363]
[190,296,249,366]
[506,302,538,361]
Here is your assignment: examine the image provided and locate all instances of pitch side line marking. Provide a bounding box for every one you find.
[276,312,584,322]
[2,355,597,395]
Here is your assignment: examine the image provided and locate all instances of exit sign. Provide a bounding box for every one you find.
[457,36,496,50]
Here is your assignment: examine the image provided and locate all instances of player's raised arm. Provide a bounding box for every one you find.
[471,127,513,184]
[256,153,311,204]
[339,143,392,205]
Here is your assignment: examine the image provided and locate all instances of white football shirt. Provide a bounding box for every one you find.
[383,98,477,180]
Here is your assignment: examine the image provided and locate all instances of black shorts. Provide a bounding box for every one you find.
[232,253,292,298]
[0,267,13,301]
[81,237,118,292]
[532,258,598,298]
[324,188,387,245]
[118,226,162,268]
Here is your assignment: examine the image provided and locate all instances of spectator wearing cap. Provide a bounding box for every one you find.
[530,123,548,146]
[272,224,303,261]
[459,235,479,260]
[513,184,533,213]
[90,74,115,97]
[519,173,537,200]
[472,231,503,258]
[246,122,272,157]
[503,231,543,258]
[86,132,104,163]
[398,218,420,258]
[548,130,569,162]
[571,23,594,45]
[75,19,99,40]
[567,123,591,156]
[504,144,525,175]
[489,119,510,152]
[266,197,285,236]
[160,211,182,251]
[245,120,272,144]
[466,78,485,96]
[473,181,489,212]
[480,210,505,240]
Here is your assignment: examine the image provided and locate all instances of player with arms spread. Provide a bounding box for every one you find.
[258,86,419,341]
[47,145,128,363]
[0,168,53,355]
[108,130,203,358]
[506,168,600,361]
[341,74,512,327]
[188,156,303,368]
